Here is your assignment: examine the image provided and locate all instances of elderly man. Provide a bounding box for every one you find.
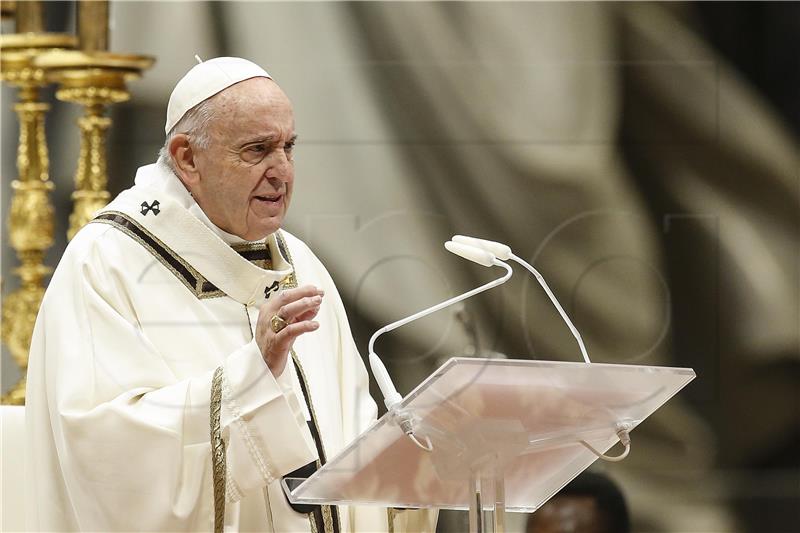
[26,57,430,533]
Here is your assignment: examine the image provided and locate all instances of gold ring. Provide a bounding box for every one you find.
[270,314,288,333]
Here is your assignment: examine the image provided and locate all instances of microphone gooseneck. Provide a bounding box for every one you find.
[451,237,642,464]
[452,235,592,364]
[510,252,591,364]
[368,242,513,413]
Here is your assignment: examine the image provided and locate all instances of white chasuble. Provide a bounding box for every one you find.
[24,164,404,532]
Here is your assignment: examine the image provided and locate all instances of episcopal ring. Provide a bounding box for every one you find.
[270,314,288,333]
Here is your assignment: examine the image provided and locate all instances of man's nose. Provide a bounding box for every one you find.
[266,150,292,181]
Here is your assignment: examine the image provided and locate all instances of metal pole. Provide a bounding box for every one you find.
[493,474,506,533]
[468,474,483,533]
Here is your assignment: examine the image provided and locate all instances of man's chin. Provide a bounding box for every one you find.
[241,229,276,242]
[241,218,282,242]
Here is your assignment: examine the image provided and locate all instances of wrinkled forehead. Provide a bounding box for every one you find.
[212,78,294,138]
[219,77,291,111]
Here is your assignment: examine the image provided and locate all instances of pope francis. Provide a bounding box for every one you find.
[25,57,433,533]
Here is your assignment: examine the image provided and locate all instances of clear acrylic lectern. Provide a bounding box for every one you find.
[284,358,695,532]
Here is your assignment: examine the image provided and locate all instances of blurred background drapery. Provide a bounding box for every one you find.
[2,2,797,532]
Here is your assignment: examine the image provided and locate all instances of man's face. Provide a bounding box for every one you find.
[189,78,296,241]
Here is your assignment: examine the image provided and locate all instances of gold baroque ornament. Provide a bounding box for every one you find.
[35,50,154,240]
[0,65,45,85]
[0,33,73,404]
[9,180,55,250]
[1,281,45,404]
[55,85,130,107]
[69,191,112,241]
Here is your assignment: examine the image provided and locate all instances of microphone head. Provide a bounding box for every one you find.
[445,240,496,267]
[452,235,512,260]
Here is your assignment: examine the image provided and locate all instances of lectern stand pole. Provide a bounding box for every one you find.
[468,474,481,533]
[468,469,506,533]
[494,474,506,533]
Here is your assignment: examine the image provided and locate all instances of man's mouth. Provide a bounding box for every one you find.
[253,194,282,203]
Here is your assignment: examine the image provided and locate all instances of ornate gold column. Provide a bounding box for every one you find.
[2,3,153,403]
[0,32,77,404]
[36,51,154,239]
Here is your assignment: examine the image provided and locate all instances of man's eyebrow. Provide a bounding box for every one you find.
[236,135,275,149]
[236,133,298,148]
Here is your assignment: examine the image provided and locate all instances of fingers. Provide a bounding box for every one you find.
[263,319,319,376]
[273,285,324,311]
[271,320,320,353]
[256,285,326,376]
[278,295,322,324]
[293,305,321,323]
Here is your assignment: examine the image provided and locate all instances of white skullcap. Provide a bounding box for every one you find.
[164,56,271,134]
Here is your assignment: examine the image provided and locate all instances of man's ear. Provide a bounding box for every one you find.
[169,134,200,187]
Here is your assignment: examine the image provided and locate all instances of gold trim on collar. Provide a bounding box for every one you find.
[275,231,298,290]
[91,211,274,300]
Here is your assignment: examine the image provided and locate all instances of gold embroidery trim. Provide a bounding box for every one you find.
[91,211,272,300]
[231,241,273,271]
[92,212,210,296]
[275,231,298,289]
[290,352,339,533]
[321,505,335,533]
[282,233,339,533]
[210,366,226,533]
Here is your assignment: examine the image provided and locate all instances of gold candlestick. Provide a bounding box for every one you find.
[35,50,154,239]
[0,32,77,405]
[77,0,108,52]
[14,0,43,33]
[1,1,18,22]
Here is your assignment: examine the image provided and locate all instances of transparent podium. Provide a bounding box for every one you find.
[284,358,695,532]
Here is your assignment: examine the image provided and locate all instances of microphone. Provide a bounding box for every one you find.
[452,235,592,364]
[450,235,511,261]
[368,241,513,414]
[444,240,496,267]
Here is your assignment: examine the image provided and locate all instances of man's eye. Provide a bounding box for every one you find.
[240,144,268,164]
[285,142,295,152]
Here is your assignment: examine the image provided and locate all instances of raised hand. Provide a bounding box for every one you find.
[255,284,324,376]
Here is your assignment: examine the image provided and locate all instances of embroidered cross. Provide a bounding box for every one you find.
[140,200,161,216]
[264,281,280,299]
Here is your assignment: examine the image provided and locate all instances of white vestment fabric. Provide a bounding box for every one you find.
[25,164,430,532]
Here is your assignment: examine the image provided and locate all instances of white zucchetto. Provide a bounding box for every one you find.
[164,56,271,134]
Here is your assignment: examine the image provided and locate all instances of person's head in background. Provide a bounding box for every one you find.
[526,472,630,533]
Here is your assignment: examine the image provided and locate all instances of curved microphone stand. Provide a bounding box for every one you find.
[452,235,640,462]
[368,241,513,450]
